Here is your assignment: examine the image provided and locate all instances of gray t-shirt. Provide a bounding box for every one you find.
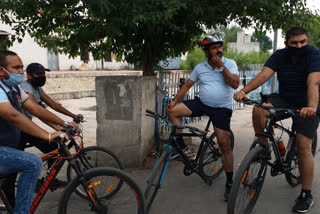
[20,80,45,118]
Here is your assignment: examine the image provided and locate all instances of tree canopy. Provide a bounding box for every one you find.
[251,31,272,52]
[0,0,310,76]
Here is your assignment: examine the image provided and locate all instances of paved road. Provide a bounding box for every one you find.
[28,97,320,214]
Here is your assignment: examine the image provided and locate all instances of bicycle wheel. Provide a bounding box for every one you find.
[285,132,317,186]
[58,167,145,214]
[66,146,124,199]
[144,147,170,213]
[199,131,234,180]
[227,146,267,214]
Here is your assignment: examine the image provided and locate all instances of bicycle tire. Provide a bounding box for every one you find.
[144,147,170,213]
[199,131,234,180]
[285,132,317,186]
[66,146,124,199]
[227,146,267,214]
[58,167,145,214]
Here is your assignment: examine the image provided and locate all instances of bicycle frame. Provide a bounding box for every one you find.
[155,118,213,184]
[250,109,297,175]
[0,136,103,214]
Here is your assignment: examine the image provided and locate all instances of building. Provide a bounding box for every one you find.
[229,32,260,53]
[0,22,131,71]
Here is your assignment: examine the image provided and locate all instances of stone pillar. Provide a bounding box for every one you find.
[96,76,156,168]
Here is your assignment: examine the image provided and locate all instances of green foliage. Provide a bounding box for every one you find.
[180,45,270,71]
[0,0,309,76]
[180,46,206,71]
[251,31,272,52]
[210,25,243,42]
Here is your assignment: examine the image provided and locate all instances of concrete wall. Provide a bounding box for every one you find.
[96,76,156,167]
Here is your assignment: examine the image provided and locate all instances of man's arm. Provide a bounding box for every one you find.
[300,72,320,118]
[233,66,275,102]
[25,92,62,130]
[22,98,65,127]
[165,79,195,113]
[221,68,239,89]
[41,93,83,119]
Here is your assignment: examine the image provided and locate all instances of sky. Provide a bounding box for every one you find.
[244,0,319,50]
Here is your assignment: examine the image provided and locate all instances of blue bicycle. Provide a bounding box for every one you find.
[145,110,234,212]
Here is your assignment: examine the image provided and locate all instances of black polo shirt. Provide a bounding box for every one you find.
[264,46,320,108]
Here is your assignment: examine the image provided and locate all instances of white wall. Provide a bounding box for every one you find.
[0,22,130,71]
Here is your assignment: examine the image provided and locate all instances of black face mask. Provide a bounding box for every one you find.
[287,45,308,57]
[31,76,46,87]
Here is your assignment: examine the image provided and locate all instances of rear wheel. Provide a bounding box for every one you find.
[66,146,124,199]
[227,146,267,214]
[58,167,145,214]
[199,131,234,180]
[144,148,170,213]
[285,132,317,186]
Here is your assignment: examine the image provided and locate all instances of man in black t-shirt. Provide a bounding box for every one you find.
[234,27,320,213]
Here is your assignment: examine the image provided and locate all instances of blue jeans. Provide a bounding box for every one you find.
[0,146,42,214]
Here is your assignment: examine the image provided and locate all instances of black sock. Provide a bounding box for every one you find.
[225,172,233,187]
[176,136,186,148]
[301,189,312,198]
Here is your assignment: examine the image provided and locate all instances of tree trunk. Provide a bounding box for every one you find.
[142,46,156,76]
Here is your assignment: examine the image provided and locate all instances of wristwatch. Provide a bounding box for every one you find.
[218,66,225,72]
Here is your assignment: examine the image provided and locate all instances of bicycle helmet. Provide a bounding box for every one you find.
[200,34,223,50]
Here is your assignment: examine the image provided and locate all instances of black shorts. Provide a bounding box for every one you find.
[183,97,232,131]
[264,93,319,139]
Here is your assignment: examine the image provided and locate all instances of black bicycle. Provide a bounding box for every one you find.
[145,109,234,213]
[227,98,317,214]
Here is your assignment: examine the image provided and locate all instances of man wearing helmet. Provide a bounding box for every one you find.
[166,34,239,201]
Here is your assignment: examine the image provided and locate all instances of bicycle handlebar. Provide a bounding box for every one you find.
[146,109,206,135]
[242,97,298,118]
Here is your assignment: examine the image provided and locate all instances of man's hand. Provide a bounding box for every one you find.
[67,121,80,130]
[299,107,317,118]
[233,91,246,102]
[75,114,84,120]
[50,131,69,143]
[165,101,176,115]
[212,55,224,68]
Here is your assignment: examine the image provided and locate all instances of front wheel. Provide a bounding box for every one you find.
[58,167,145,214]
[227,146,267,214]
[144,147,170,213]
[199,131,234,180]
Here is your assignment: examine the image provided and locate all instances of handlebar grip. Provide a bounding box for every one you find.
[53,134,65,143]
[73,117,82,124]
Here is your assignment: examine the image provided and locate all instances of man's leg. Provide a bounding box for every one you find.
[24,133,67,190]
[252,104,270,142]
[167,102,192,127]
[293,134,315,213]
[0,146,42,214]
[167,102,193,152]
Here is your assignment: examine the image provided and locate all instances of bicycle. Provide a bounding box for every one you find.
[0,127,145,214]
[145,109,234,212]
[227,98,318,214]
[64,118,124,198]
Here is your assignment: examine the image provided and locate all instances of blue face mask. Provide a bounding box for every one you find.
[2,67,25,86]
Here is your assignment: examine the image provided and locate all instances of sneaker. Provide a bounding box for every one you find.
[224,184,232,201]
[48,179,68,191]
[293,193,314,213]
